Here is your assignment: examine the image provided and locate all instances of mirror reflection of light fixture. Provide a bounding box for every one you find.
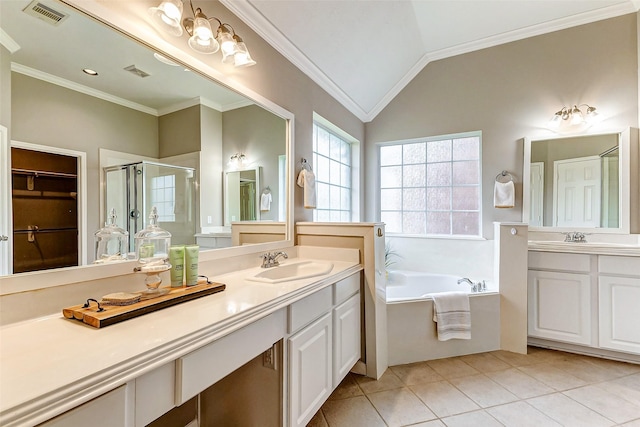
[229,153,246,170]
[549,104,598,129]
[148,0,256,67]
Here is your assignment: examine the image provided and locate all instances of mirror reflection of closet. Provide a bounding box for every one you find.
[225,167,261,226]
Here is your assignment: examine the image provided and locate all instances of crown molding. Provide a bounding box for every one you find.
[11,63,159,116]
[0,28,20,54]
[220,0,370,122]
[223,1,638,123]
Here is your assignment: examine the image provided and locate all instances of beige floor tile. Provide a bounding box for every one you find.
[486,401,562,427]
[321,396,386,427]
[366,387,437,427]
[440,409,502,427]
[426,357,479,379]
[409,420,446,427]
[564,384,640,424]
[486,367,555,399]
[618,419,640,427]
[411,380,480,418]
[548,357,626,383]
[527,393,614,427]
[490,349,542,367]
[517,363,587,391]
[328,373,363,400]
[307,409,328,427]
[458,352,511,373]
[596,374,640,407]
[449,374,518,408]
[390,361,444,386]
[354,369,404,394]
[583,357,640,377]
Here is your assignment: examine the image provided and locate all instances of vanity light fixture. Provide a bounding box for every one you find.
[549,104,598,129]
[148,0,256,67]
[229,153,246,169]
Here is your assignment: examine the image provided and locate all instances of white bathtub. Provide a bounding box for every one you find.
[385,270,500,364]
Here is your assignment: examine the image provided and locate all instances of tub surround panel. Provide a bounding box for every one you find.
[0,249,361,426]
[387,294,500,365]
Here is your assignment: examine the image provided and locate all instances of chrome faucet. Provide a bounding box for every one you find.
[260,251,289,268]
[563,232,588,243]
[457,277,486,293]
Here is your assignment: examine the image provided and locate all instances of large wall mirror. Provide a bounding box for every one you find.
[0,0,292,280]
[523,128,638,234]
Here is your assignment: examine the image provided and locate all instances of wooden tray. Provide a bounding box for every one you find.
[63,282,226,328]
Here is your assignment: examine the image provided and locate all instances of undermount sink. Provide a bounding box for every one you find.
[247,261,334,283]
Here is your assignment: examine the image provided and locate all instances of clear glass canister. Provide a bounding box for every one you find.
[134,206,171,265]
[94,208,129,263]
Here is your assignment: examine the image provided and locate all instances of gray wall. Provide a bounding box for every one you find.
[159,105,202,157]
[365,13,639,238]
[0,46,10,132]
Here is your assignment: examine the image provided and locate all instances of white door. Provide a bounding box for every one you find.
[0,125,11,275]
[332,292,361,388]
[553,156,601,227]
[529,162,544,226]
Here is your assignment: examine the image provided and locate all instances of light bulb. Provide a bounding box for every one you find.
[188,17,219,54]
[570,106,584,125]
[149,0,183,36]
[233,42,256,67]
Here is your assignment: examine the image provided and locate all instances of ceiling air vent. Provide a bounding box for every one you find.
[23,0,69,26]
[124,65,151,78]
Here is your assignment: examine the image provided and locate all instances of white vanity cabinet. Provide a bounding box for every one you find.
[38,385,128,427]
[288,273,361,427]
[527,252,594,345]
[598,256,640,354]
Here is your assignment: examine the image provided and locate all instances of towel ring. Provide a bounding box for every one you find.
[495,170,514,183]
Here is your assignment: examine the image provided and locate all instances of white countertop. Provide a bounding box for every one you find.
[528,241,640,256]
[0,257,361,426]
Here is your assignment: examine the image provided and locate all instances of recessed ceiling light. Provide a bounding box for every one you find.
[153,52,179,67]
[82,68,98,76]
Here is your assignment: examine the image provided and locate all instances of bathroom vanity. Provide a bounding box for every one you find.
[527,244,640,362]
[0,248,363,427]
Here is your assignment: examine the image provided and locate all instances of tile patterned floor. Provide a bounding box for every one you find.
[308,347,640,427]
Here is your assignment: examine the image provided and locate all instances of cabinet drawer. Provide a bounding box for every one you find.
[39,385,127,427]
[288,286,332,333]
[333,273,360,305]
[528,251,591,273]
[176,309,285,405]
[599,256,640,276]
[135,362,175,427]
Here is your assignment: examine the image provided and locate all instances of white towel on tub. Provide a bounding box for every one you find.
[431,291,471,341]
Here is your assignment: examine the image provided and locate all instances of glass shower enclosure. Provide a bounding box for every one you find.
[104,161,196,253]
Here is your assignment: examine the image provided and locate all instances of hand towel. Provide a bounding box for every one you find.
[494,180,515,208]
[296,169,316,209]
[260,192,272,212]
[431,291,471,341]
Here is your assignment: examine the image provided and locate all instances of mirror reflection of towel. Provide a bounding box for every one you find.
[260,192,272,211]
[494,181,515,208]
[296,169,316,209]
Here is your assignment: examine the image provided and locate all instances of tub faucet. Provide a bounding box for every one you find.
[458,277,478,292]
[261,251,288,268]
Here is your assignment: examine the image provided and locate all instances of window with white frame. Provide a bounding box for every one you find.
[380,132,481,236]
[312,118,354,222]
[151,174,176,222]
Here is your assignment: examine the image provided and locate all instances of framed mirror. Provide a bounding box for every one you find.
[523,128,637,234]
[0,0,293,280]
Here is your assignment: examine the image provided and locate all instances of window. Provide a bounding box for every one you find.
[312,118,355,222]
[380,132,481,236]
[151,174,176,222]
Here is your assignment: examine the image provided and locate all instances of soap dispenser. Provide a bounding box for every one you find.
[134,206,172,295]
[94,208,129,263]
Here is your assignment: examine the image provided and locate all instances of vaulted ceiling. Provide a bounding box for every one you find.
[223,0,640,122]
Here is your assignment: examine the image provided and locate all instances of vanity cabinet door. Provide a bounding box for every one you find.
[528,270,592,345]
[333,292,361,388]
[599,275,640,354]
[288,312,332,427]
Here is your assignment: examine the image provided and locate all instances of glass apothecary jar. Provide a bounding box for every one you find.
[94,208,129,263]
[134,206,171,265]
